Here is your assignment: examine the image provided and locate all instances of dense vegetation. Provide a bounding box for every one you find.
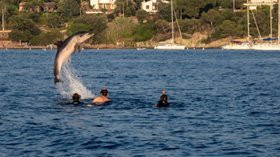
[0,0,278,46]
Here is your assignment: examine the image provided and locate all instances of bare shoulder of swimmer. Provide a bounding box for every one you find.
[92,96,103,103]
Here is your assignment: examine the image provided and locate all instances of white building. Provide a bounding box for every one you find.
[249,0,277,5]
[141,0,169,14]
[86,0,116,14]
[250,0,277,3]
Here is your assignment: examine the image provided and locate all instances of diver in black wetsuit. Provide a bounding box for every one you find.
[72,93,81,104]
[156,90,169,107]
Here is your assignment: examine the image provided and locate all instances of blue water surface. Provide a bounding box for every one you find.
[0,49,279,156]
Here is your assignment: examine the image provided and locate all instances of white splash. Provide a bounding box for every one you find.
[56,60,95,99]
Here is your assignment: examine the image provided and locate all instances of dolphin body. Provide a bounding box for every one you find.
[53,31,94,83]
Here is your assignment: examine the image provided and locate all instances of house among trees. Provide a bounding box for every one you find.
[43,2,57,12]
[81,1,91,11]
[141,0,168,14]
[85,0,116,14]
[19,2,57,13]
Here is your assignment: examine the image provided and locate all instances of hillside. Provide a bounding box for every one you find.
[0,0,277,48]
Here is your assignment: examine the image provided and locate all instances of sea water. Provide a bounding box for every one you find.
[0,49,279,156]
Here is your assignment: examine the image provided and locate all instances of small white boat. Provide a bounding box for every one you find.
[137,48,146,50]
[222,43,252,50]
[154,43,185,50]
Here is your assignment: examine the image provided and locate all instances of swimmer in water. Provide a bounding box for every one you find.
[72,93,81,104]
[92,88,111,105]
[156,90,169,107]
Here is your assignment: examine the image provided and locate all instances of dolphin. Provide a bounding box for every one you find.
[53,31,94,84]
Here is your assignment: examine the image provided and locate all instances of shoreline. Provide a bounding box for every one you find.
[0,37,229,50]
[0,46,222,50]
[0,42,223,50]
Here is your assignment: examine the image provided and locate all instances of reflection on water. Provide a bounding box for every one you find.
[0,49,279,156]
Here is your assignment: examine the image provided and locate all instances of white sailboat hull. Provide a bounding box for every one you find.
[154,0,185,51]
[252,44,280,50]
[222,44,252,50]
[223,43,280,51]
[154,44,185,50]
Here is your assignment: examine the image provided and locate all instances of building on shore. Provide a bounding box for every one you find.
[249,0,277,4]
[19,2,57,13]
[81,1,91,12]
[85,0,116,14]
[141,0,169,14]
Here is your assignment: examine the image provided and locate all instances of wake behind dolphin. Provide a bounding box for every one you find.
[56,61,94,99]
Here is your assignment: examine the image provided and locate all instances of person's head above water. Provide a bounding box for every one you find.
[72,93,81,103]
[162,90,167,95]
[100,88,108,97]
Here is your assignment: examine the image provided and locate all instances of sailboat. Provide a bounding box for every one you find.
[223,0,280,51]
[154,0,185,50]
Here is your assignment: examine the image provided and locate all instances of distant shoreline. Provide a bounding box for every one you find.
[0,35,233,50]
[0,46,222,50]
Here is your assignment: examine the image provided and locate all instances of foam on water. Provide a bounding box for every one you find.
[56,60,94,99]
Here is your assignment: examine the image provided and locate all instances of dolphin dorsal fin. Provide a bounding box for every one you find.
[54,41,64,49]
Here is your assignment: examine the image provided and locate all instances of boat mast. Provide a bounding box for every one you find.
[171,0,174,44]
[251,11,262,39]
[278,0,280,44]
[270,0,273,39]
[233,0,236,12]
[247,0,250,41]
[1,5,5,31]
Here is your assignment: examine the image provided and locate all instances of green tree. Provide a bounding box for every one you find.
[174,0,217,18]
[134,0,143,10]
[133,23,155,42]
[179,19,203,34]
[67,15,108,43]
[8,15,41,42]
[43,13,64,28]
[67,23,91,35]
[136,10,149,23]
[58,0,80,20]
[28,13,41,23]
[25,0,44,12]
[157,2,171,21]
[9,30,33,42]
[0,2,17,22]
[115,0,136,17]
[6,0,21,5]
[201,9,220,27]
[174,0,188,19]
[217,0,231,9]
[67,15,107,39]
[212,20,241,39]
[30,30,63,45]
[106,17,136,45]
[9,16,41,35]
[155,19,170,34]
[71,15,107,35]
